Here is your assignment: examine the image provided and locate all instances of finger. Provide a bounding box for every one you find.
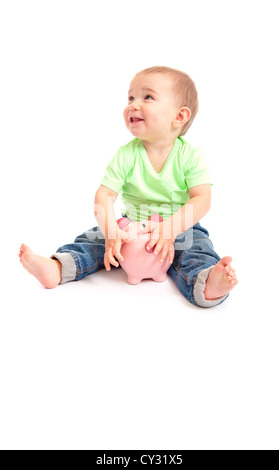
[146,237,159,251]
[111,243,124,265]
[159,244,169,263]
[113,238,122,253]
[109,253,119,267]
[114,249,124,262]
[104,255,111,271]
[106,248,119,268]
[153,240,164,257]
[169,245,175,263]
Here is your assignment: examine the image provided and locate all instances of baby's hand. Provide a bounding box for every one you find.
[104,227,131,271]
[140,220,175,264]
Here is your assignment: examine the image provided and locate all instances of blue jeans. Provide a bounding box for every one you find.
[53,217,229,308]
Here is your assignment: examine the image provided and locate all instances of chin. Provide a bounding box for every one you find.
[129,127,145,137]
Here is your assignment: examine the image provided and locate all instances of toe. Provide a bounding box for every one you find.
[220,256,233,267]
[20,243,33,255]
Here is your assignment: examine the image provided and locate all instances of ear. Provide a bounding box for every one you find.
[173,106,191,129]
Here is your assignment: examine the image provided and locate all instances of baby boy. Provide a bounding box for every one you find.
[19,66,237,308]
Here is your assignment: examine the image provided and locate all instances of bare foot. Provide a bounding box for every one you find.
[19,243,62,289]
[204,256,238,300]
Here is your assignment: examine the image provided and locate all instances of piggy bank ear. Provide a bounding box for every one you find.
[117,217,131,230]
[148,213,163,223]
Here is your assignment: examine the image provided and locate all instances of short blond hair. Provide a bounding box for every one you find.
[134,66,199,135]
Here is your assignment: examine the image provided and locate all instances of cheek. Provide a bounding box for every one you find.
[147,113,160,126]
[123,107,129,124]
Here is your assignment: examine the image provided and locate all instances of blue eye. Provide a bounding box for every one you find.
[145,95,153,100]
[128,96,134,102]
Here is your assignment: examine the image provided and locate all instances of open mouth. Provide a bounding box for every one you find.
[130,117,144,123]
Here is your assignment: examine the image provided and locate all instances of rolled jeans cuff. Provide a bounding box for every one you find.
[193,266,229,308]
[50,252,76,284]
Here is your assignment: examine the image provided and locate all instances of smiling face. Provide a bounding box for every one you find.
[123,73,182,142]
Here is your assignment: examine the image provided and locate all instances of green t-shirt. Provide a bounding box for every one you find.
[101,136,210,222]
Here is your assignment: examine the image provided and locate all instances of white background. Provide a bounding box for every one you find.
[0,0,278,450]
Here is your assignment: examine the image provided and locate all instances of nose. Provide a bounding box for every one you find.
[130,100,141,110]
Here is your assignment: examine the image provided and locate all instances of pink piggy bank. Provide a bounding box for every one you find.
[117,214,171,285]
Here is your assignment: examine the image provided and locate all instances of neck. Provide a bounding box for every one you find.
[141,137,177,156]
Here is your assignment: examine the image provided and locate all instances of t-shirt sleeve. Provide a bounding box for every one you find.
[100,146,128,194]
[184,147,211,189]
